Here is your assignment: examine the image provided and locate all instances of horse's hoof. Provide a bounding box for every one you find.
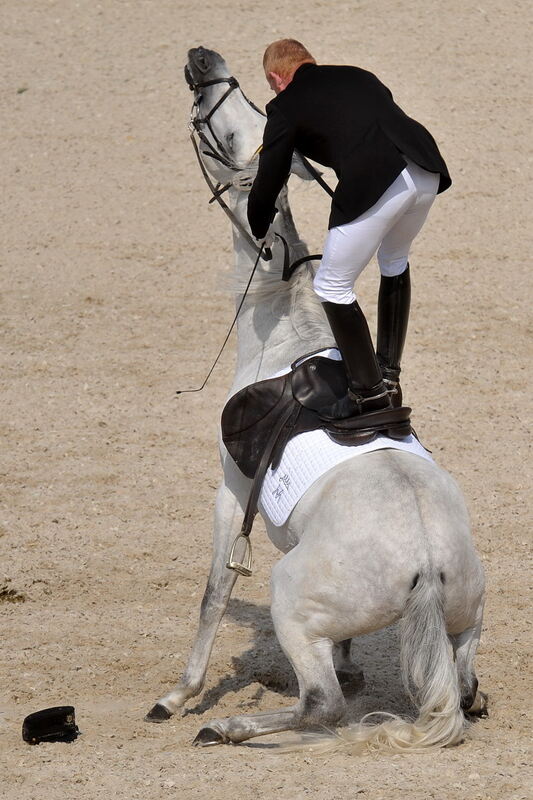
[145,703,173,723]
[466,691,489,718]
[193,726,227,746]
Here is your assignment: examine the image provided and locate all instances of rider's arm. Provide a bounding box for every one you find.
[247,104,295,239]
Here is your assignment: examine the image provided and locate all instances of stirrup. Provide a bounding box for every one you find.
[326,404,412,432]
[321,382,390,422]
[226,534,253,577]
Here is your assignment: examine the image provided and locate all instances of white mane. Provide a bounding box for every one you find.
[229,187,334,348]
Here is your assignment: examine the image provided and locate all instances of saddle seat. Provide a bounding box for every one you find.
[222,354,411,481]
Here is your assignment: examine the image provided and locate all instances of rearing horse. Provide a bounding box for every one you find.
[145,46,486,751]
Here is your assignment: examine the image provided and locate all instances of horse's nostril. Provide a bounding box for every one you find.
[187,47,210,74]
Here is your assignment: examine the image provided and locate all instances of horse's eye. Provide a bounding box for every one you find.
[226,132,235,151]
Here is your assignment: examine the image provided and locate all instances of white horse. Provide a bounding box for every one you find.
[145,47,486,751]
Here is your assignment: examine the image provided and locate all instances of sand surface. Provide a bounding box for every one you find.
[1,1,531,798]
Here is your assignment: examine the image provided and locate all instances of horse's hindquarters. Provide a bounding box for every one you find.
[276,450,483,639]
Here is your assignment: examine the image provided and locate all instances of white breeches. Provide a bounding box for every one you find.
[313,158,440,305]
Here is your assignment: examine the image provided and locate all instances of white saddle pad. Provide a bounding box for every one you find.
[227,349,433,527]
[258,429,433,526]
[253,349,433,526]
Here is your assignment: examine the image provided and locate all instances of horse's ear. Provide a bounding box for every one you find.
[290,152,318,181]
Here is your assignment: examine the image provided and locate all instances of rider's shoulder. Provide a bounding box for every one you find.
[319,63,382,82]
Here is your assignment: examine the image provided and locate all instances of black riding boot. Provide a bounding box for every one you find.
[377,266,411,408]
[320,300,393,420]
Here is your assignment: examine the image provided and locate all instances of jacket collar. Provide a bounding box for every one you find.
[292,62,316,82]
[266,62,315,110]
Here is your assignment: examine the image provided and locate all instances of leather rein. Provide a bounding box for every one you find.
[186,68,333,278]
[187,71,272,260]
[177,68,332,397]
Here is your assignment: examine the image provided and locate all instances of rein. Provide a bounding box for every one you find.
[179,68,329,396]
[187,72,273,261]
[189,131,271,260]
[176,241,266,395]
[186,69,333,269]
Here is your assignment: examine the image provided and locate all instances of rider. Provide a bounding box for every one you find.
[247,39,451,422]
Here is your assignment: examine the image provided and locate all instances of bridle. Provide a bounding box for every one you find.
[178,66,331,395]
[186,68,276,259]
[186,69,264,169]
[186,65,334,273]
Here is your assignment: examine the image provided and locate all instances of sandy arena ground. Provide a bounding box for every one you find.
[1,1,531,798]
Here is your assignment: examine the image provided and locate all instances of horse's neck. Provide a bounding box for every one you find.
[229,191,334,395]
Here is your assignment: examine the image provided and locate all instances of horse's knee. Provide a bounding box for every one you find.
[299,686,345,727]
[200,581,228,615]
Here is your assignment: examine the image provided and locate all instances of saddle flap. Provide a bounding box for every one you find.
[221,374,292,478]
[291,356,348,412]
[222,357,351,478]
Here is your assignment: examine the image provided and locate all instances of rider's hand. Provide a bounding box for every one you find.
[254,226,275,250]
[232,169,255,192]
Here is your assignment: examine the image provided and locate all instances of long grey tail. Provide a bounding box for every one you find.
[395,569,465,749]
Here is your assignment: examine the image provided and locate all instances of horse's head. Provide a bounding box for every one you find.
[185,47,227,92]
[185,47,265,178]
[185,46,314,185]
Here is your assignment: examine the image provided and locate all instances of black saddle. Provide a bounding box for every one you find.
[222,354,411,537]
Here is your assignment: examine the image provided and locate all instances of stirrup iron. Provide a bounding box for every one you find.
[226,534,253,577]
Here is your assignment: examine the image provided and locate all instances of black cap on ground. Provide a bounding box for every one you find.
[22,706,79,744]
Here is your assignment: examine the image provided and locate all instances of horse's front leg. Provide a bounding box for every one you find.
[145,477,246,721]
[194,556,347,745]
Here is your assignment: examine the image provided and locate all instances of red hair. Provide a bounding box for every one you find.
[263,39,316,79]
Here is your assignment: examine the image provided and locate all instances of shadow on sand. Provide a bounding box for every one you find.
[183,597,416,724]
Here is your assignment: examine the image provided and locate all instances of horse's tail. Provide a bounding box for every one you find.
[392,568,465,749]
[285,570,467,755]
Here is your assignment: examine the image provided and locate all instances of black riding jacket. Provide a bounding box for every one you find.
[247,63,451,238]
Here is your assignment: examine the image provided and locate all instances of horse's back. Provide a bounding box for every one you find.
[286,448,470,548]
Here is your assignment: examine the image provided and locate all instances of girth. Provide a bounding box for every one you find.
[221,355,411,538]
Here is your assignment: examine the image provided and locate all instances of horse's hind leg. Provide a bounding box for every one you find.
[194,635,345,745]
[194,578,346,745]
[333,639,364,693]
[145,482,243,721]
[450,599,487,716]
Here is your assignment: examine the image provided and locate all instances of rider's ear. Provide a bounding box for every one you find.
[266,71,278,90]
